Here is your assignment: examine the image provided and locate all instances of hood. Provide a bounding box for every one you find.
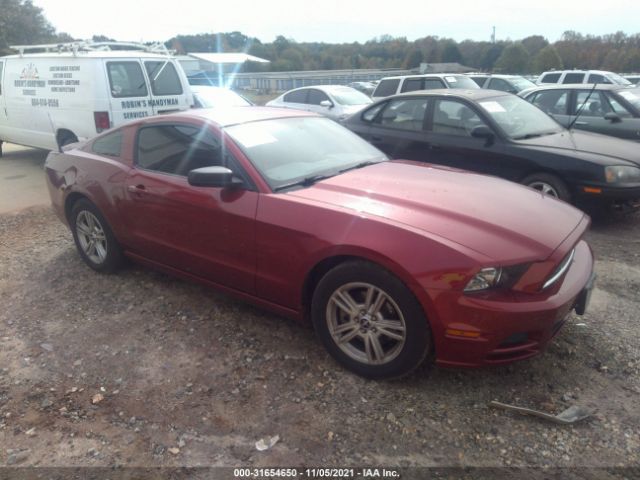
[516,130,640,167]
[288,161,586,262]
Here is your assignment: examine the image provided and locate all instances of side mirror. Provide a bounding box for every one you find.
[604,112,622,123]
[471,125,494,139]
[188,166,242,188]
[320,100,333,109]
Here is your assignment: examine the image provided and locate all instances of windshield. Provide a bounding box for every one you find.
[444,76,480,89]
[478,95,564,139]
[330,88,373,106]
[193,87,251,107]
[606,72,632,86]
[617,89,640,109]
[226,117,387,191]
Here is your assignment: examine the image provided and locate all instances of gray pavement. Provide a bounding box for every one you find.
[0,143,50,213]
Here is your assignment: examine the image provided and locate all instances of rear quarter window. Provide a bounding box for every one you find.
[373,79,400,97]
[540,73,561,83]
[91,130,123,157]
[144,61,183,96]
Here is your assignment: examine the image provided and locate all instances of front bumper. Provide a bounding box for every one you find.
[429,240,594,368]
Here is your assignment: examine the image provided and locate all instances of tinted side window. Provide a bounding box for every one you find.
[283,89,307,103]
[574,91,632,118]
[606,93,633,117]
[588,74,607,83]
[92,131,123,157]
[307,89,330,105]
[137,125,222,176]
[373,79,400,97]
[540,73,561,83]
[432,100,486,137]
[563,73,585,84]
[144,61,183,96]
[531,90,568,115]
[378,98,428,131]
[470,76,488,86]
[107,62,148,98]
[400,78,423,93]
[423,79,445,89]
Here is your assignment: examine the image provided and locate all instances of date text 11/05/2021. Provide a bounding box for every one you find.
[233,468,400,478]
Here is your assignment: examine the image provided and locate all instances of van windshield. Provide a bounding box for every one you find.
[144,61,183,96]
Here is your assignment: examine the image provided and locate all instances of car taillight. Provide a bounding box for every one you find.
[94,111,110,133]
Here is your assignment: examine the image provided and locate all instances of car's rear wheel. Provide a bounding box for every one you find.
[70,199,123,273]
[521,173,571,202]
[311,260,432,379]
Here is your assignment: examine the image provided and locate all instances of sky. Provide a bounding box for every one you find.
[34,0,640,44]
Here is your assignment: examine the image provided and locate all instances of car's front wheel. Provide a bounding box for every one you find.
[70,199,124,273]
[311,261,432,379]
[521,173,571,202]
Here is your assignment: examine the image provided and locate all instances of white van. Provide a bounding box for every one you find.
[536,70,633,86]
[0,42,193,153]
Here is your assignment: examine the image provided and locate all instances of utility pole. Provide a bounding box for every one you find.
[491,26,496,44]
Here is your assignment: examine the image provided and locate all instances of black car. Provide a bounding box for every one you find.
[520,84,640,142]
[343,89,640,209]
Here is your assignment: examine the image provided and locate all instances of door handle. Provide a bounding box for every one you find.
[574,121,588,126]
[127,184,146,195]
[428,143,442,150]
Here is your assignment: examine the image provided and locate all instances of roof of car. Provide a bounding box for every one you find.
[149,106,317,128]
[1,51,177,60]
[523,84,632,92]
[393,89,508,100]
[281,85,360,94]
[379,73,469,80]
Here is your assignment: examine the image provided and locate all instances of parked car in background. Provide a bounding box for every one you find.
[44,106,595,378]
[266,85,372,121]
[371,74,479,100]
[468,74,536,94]
[348,81,377,96]
[624,75,640,85]
[0,41,192,153]
[521,84,640,141]
[343,89,640,209]
[536,70,632,86]
[191,85,252,108]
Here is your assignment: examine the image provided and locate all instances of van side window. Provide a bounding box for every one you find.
[136,124,223,176]
[92,131,123,157]
[374,79,400,97]
[563,73,585,84]
[107,62,148,98]
[144,61,183,96]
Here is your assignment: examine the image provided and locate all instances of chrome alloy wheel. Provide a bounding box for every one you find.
[75,210,108,264]
[528,181,559,197]
[326,282,407,365]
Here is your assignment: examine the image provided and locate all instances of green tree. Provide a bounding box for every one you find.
[0,0,56,55]
[494,43,530,73]
[404,49,424,69]
[441,41,462,63]
[531,45,563,73]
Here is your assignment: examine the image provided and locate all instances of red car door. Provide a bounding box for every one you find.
[121,122,258,294]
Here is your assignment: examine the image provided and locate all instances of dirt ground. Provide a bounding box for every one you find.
[0,148,639,478]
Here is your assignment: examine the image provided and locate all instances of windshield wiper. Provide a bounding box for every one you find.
[273,174,335,192]
[513,131,556,140]
[339,160,380,174]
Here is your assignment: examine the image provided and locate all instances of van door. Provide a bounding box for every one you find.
[143,59,189,115]
[104,60,154,127]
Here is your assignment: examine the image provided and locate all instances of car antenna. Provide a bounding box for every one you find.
[568,82,598,131]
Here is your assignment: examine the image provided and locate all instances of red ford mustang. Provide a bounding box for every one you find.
[45,107,595,379]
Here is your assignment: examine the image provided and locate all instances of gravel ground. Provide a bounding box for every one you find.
[0,205,639,478]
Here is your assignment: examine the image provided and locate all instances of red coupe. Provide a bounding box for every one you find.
[45,107,595,379]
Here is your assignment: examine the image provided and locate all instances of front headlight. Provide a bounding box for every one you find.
[605,165,640,184]
[464,264,529,293]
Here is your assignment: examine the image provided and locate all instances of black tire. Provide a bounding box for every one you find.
[69,199,124,273]
[311,260,432,379]
[57,131,78,148]
[521,173,571,202]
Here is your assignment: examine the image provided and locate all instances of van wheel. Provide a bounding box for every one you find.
[521,173,570,202]
[70,199,124,273]
[58,131,78,148]
[311,260,432,379]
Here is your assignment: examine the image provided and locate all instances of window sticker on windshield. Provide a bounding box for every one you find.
[480,101,506,113]
[445,76,457,83]
[230,127,277,148]
[618,90,638,101]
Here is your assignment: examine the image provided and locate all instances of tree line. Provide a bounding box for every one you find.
[2,0,640,74]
